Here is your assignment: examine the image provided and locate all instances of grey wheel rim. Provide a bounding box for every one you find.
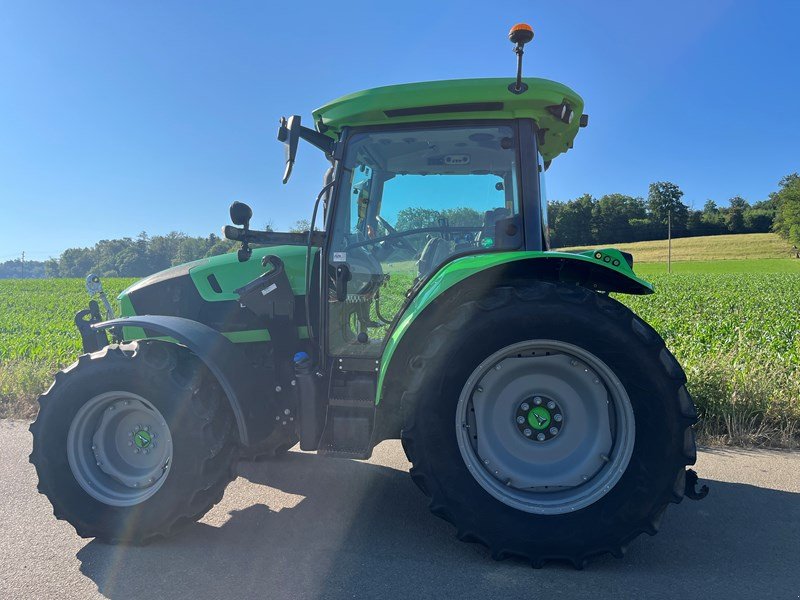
[456,340,635,515]
[67,391,173,507]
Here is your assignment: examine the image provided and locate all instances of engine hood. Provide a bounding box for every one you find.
[118,245,312,335]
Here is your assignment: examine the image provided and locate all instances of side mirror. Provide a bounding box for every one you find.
[229,201,253,228]
[278,115,301,184]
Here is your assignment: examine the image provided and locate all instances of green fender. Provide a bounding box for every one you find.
[376,248,653,404]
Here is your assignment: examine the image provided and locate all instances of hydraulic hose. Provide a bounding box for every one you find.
[305,180,335,342]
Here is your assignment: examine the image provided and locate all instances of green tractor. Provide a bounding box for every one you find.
[30,24,706,566]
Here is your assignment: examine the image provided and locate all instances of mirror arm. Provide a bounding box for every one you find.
[223,226,326,248]
[298,125,335,155]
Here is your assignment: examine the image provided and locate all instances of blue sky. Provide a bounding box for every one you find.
[1,0,799,260]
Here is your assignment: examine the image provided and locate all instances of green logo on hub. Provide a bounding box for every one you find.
[527,406,551,430]
[134,430,153,449]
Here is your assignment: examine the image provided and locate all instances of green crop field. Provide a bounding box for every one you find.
[0,278,135,365]
[0,278,135,418]
[1,262,798,447]
[617,273,800,446]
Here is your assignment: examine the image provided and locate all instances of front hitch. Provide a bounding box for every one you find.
[75,302,109,353]
[75,274,118,353]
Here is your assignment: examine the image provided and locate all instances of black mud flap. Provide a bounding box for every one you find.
[685,469,709,500]
[93,315,277,447]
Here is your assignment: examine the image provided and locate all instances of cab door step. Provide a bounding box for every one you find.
[318,374,376,459]
[317,400,375,459]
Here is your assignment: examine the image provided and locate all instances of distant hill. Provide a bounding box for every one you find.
[557,233,796,263]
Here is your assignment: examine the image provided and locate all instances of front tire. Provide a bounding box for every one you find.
[29,341,238,544]
[400,282,698,566]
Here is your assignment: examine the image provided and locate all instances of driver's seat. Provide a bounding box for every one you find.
[476,207,510,247]
[416,237,451,279]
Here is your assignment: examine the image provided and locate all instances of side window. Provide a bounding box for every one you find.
[380,173,508,233]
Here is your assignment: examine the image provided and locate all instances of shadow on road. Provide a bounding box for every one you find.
[76,450,800,600]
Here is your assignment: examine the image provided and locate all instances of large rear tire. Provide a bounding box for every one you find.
[29,341,238,544]
[400,282,698,567]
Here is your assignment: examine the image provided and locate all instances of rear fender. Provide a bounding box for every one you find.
[93,315,274,447]
[377,250,653,404]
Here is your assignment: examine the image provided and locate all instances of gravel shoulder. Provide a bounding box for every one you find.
[1,419,798,600]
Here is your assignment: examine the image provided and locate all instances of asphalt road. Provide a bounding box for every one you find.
[1,419,798,600]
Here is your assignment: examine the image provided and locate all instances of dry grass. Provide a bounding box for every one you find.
[560,232,795,263]
[688,353,800,449]
[0,359,57,420]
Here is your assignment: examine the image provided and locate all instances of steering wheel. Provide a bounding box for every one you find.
[375,215,418,256]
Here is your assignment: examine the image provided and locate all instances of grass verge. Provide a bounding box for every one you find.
[686,353,800,448]
[0,359,59,420]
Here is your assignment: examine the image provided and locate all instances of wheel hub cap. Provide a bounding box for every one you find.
[134,429,153,449]
[516,397,563,441]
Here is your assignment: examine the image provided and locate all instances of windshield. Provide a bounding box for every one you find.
[327,123,521,357]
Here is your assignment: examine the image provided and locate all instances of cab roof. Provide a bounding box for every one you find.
[312,77,585,162]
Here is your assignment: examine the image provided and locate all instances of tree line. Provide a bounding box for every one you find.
[0,232,239,279]
[0,220,316,279]
[548,179,788,248]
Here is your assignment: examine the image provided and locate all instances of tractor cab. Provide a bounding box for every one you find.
[294,76,587,359]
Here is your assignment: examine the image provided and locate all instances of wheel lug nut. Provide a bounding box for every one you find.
[549,427,558,435]
[536,433,546,441]
[554,414,562,422]
[128,441,133,447]
[520,402,530,411]
[135,448,141,454]
[523,428,532,437]
[516,416,525,424]
[547,401,556,409]
[533,397,542,405]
